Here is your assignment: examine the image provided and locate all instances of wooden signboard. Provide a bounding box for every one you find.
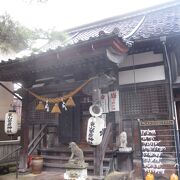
[138,119,179,179]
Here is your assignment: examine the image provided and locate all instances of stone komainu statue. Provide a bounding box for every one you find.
[119,131,127,148]
[69,142,85,165]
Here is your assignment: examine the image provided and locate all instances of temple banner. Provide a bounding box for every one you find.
[108,90,119,112]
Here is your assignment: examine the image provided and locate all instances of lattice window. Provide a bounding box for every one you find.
[28,100,57,124]
[119,83,169,119]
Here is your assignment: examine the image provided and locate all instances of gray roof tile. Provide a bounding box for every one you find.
[65,3,180,44]
[24,3,180,56]
[132,6,180,40]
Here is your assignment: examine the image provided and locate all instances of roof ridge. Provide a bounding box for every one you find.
[65,1,180,34]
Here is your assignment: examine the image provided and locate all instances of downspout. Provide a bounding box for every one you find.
[161,38,175,118]
[161,36,180,176]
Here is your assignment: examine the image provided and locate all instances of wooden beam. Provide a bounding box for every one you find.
[118,61,164,72]
[0,82,22,101]
[0,48,106,82]
[0,36,121,83]
[15,80,88,96]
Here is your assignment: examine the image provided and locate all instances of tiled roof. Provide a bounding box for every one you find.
[39,2,180,52]
[132,5,180,40]
[67,17,142,44]
[1,2,180,63]
[65,2,180,43]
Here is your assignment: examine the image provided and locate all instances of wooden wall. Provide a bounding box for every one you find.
[117,51,170,157]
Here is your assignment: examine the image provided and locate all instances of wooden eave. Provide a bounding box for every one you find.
[0,34,121,83]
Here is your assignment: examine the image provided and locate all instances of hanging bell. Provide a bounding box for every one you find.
[51,103,61,113]
[36,101,45,111]
[145,173,154,180]
[170,173,178,180]
[66,97,76,107]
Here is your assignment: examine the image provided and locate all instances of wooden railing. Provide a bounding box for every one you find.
[0,124,48,178]
[0,139,20,163]
[28,124,48,156]
[94,122,112,176]
[0,140,21,179]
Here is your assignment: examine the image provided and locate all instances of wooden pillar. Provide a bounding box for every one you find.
[94,146,103,176]
[32,124,35,140]
[43,126,47,148]
[19,91,29,172]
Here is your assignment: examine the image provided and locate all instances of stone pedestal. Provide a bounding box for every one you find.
[114,148,133,171]
[64,162,88,180]
[118,147,132,153]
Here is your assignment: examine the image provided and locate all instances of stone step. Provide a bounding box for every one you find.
[43,162,66,169]
[42,155,111,167]
[39,147,114,154]
[39,147,94,153]
[42,155,111,162]
[39,147,96,158]
[39,147,114,174]
[43,162,109,174]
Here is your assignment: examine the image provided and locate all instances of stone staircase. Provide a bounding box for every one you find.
[38,146,114,175]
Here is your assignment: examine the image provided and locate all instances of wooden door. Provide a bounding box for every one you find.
[59,98,80,144]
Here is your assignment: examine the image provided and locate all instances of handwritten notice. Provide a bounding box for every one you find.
[138,120,179,178]
[140,129,166,174]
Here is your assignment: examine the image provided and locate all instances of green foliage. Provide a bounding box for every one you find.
[0,14,35,53]
[48,30,68,42]
[0,14,67,53]
[31,28,68,42]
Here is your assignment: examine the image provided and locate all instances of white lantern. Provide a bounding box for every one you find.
[5,110,18,134]
[86,117,105,146]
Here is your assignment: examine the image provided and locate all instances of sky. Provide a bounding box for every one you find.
[0,0,176,31]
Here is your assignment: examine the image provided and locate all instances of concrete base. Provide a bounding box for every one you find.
[64,168,87,180]
[118,147,132,152]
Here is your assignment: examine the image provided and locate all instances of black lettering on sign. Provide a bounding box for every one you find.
[7,113,13,133]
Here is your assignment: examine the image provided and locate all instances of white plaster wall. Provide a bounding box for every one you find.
[118,51,163,67]
[119,66,165,85]
[0,82,14,120]
[119,70,135,85]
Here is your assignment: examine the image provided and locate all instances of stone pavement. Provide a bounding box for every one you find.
[0,172,64,180]
[0,172,143,180]
[0,172,104,180]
